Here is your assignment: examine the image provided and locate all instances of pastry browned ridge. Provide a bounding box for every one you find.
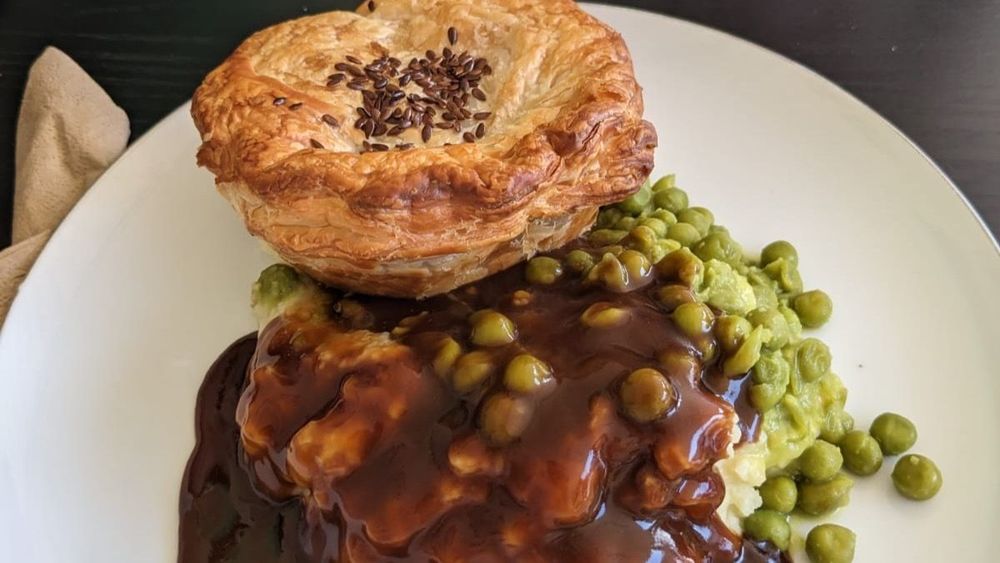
[192,0,656,298]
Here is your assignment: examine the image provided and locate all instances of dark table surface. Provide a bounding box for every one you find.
[1,0,998,250]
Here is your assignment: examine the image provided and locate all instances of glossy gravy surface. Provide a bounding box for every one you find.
[180,251,785,562]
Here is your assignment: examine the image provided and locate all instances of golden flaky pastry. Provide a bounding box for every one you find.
[192,0,656,297]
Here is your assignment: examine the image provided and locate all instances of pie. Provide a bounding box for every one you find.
[191,0,657,297]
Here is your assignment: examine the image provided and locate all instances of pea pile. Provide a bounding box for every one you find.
[526,175,943,562]
[245,174,941,561]
[246,191,780,559]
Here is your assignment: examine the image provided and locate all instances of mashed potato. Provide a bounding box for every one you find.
[715,427,768,533]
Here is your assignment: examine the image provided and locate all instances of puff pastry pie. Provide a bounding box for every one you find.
[192,0,657,297]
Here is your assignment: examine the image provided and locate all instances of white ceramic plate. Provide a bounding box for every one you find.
[2,5,998,562]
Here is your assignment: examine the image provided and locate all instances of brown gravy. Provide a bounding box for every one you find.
[179,252,787,562]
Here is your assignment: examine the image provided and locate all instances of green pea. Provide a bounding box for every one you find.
[619,249,652,282]
[470,310,518,347]
[762,257,803,293]
[793,289,833,328]
[587,253,630,292]
[722,326,765,377]
[742,510,791,551]
[690,206,714,223]
[798,440,844,482]
[672,302,714,339]
[751,280,780,312]
[620,368,676,422]
[618,185,652,215]
[667,222,702,247]
[452,351,495,393]
[760,240,799,267]
[433,337,462,378]
[638,217,669,237]
[655,285,695,312]
[588,228,628,246]
[839,430,883,476]
[652,187,688,213]
[758,475,797,513]
[820,410,855,445]
[749,351,790,410]
[525,256,563,285]
[677,207,713,237]
[565,250,595,274]
[479,393,533,445]
[869,412,918,456]
[625,226,657,254]
[749,383,784,413]
[796,338,832,382]
[752,352,790,386]
[655,248,704,288]
[714,315,752,353]
[823,379,848,412]
[891,454,942,500]
[660,238,683,252]
[580,302,630,328]
[504,354,555,395]
[692,231,744,267]
[655,354,696,385]
[748,308,792,349]
[614,216,639,231]
[649,209,678,226]
[649,239,680,264]
[806,524,856,563]
[746,266,774,288]
[797,474,853,516]
[650,174,676,192]
[697,335,719,363]
[596,208,624,229]
[780,305,803,338]
[750,382,785,412]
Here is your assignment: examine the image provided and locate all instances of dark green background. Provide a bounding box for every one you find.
[1,0,998,248]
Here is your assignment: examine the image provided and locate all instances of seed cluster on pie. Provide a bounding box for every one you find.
[315,27,495,152]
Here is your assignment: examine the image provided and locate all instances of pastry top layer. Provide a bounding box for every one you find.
[192,0,655,295]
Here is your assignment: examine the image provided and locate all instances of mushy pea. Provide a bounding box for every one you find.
[247,173,940,561]
[590,176,850,473]
[561,174,941,555]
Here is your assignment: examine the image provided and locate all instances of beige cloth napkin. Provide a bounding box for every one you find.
[0,47,130,323]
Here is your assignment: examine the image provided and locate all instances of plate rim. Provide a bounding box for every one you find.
[584,1,1000,256]
[1,4,998,560]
